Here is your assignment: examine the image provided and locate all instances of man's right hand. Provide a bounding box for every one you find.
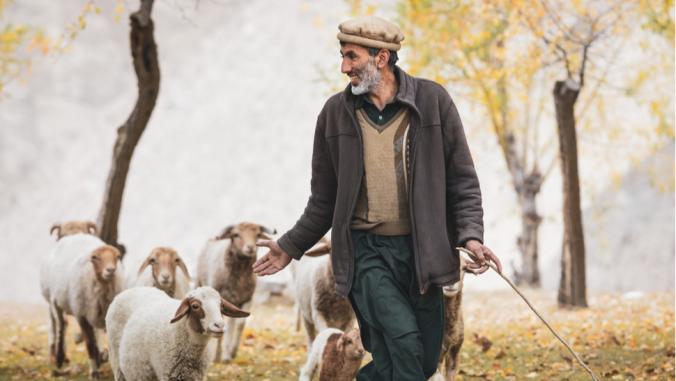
[253,240,292,276]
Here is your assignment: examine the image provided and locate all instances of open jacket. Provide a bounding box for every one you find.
[278,67,484,296]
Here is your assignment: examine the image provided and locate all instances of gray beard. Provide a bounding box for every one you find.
[350,59,381,95]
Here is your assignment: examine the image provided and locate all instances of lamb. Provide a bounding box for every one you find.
[195,221,276,361]
[129,247,191,299]
[40,233,124,379]
[106,286,249,381]
[50,220,98,240]
[299,327,365,381]
[291,238,356,350]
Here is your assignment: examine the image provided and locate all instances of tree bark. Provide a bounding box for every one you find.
[493,57,544,288]
[514,170,543,286]
[97,0,159,256]
[553,79,587,308]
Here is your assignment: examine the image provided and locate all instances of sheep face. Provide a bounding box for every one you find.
[338,328,365,360]
[90,245,122,282]
[216,222,276,258]
[50,220,98,240]
[138,247,190,294]
[171,287,250,337]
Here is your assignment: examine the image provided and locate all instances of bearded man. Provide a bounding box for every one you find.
[254,16,502,380]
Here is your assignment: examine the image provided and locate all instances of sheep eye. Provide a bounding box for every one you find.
[91,256,100,262]
[191,303,200,310]
[149,258,156,264]
[175,258,180,263]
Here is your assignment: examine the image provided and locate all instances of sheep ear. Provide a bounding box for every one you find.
[87,222,99,235]
[50,224,61,238]
[336,334,345,352]
[259,225,277,235]
[304,242,331,257]
[220,298,250,318]
[216,225,236,240]
[170,298,191,323]
[137,256,154,276]
[176,258,191,280]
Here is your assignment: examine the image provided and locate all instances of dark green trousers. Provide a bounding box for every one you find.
[349,230,444,381]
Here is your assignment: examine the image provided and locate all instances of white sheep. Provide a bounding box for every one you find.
[291,238,355,350]
[105,286,249,381]
[128,246,191,299]
[299,327,365,381]
[40,233,124,379]
[195,221,275,362]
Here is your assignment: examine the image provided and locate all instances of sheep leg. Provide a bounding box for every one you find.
[51,303,68,368]
[95,329,109,363]
[298,345,319,381]
[224,301,250,361]
[78,317,101,379]
[48,303,57,365]
[444,339,463,381]
[302,318,316,352]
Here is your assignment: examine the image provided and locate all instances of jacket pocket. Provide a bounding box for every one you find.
[325,124,357,138]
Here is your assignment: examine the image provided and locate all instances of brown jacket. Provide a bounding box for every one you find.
[278,67,483,296]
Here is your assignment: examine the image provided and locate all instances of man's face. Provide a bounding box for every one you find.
[340,43,381,95]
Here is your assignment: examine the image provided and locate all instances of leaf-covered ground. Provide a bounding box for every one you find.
[0,290,673,381]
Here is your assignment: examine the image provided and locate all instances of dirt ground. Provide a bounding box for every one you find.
[0,289,673,380]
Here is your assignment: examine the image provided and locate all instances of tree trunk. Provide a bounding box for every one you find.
[553,79,587,308]
[515,170,542,286]
[97,0,159,256]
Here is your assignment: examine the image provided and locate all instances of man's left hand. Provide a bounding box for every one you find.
[464,240,503,275]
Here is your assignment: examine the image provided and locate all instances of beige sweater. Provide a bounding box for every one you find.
[351,108,411,235]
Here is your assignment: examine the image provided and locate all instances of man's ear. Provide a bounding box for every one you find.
[377,49,389,68]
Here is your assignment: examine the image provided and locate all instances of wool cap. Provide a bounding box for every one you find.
[337,16,404,51]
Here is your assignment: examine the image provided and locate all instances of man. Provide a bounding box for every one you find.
[254,16,502,380]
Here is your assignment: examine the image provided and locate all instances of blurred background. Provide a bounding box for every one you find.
[0,0,673,304]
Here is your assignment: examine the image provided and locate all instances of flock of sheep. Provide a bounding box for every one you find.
[39,220,469,381]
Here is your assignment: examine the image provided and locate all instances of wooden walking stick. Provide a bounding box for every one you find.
[457,247,600,381]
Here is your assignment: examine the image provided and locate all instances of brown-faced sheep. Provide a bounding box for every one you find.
[40,234,124,379]
[195,222,276,362]
[299,327,365,381]
[130,247,191,299]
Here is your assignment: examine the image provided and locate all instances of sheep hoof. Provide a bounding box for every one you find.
[220,355,233,363]
[89,369,101,379]
[99,349,109,363]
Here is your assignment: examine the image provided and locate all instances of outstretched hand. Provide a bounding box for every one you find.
[463,240,503,275]
[253,240,292,276]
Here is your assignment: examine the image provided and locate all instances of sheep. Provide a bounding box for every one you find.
[40,233,124,379]
[129,247,191,299]
[299,327,365,381]
[195,221,276,362]
[50,220,98,240]
[291,238,356,350]
[106,286,249,381]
